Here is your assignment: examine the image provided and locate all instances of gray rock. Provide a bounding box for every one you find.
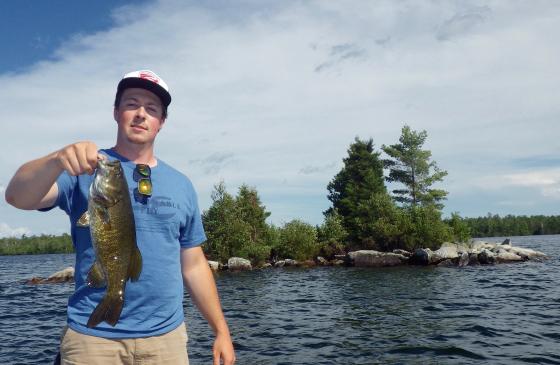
[458,252,470,267]
[501,238,511,245]
[348,250,408,267]
[468,252,480,265]
[227,257,252,271]
[27,266,75,284]
[316,256,329,265]
[261,263,272,269]
[441,242,471,253]
[332,259,345,266]
[508,246,547,260]
[208,260,220,271]
[274,260,286,267]
[409,248,430,265]
[470,240,490,252]
[409,248,449,265]
[48,267,74,281]
[434,245,459,260]
[392,249,412,257]
[496,250,522,262]
[284,259,298,266]
[478,249,496,265]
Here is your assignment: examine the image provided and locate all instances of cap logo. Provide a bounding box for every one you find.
[139,71,159,84]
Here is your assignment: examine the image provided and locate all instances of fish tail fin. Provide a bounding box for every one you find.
[128,246,142,282]
[87,295,124,328]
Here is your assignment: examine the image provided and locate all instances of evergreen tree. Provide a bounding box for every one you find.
[202,181,251,263]
[235,184,271,244]
[382,125,448,209]
[234,184,272,265]
[326,137,388,247]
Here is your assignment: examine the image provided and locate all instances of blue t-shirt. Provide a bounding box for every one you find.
[43,148,206,338]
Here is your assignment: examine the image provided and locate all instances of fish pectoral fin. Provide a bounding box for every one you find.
[87,261,107,288]
[76,211,90,227]
[95,206,111,228]
[128,246,143,282]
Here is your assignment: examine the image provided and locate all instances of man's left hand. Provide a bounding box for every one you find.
[213,332,236,365]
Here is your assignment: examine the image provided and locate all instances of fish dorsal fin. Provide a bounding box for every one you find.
[77,211,90,227]
[128,246,143,282]
[87,260,107,288]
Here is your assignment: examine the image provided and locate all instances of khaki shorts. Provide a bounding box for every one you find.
[60,322,189,365]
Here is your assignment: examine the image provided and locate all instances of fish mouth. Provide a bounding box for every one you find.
[98,159,121,169]
[95,160,123,182]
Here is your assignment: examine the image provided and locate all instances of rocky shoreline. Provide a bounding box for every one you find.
[26,239,548,283]
[222,239,548,271]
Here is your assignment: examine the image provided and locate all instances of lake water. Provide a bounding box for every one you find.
[0,235,559,365]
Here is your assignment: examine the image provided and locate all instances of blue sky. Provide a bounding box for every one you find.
[1,0,559,237]
[0,1,149,72]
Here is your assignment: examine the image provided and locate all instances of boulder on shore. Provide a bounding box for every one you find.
[26,266,74,285]
[478,249,496,265]
[409,248,447,265]
[208,260,220,271]
[227,257,252,271]
[348,250,408,267]
[458,252,470,267]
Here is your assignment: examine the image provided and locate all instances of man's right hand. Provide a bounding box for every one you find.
[5,141,101,210]
[55,141,100,176]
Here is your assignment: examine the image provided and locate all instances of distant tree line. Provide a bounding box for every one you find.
[0,234,73,255]
[463,214,560,238]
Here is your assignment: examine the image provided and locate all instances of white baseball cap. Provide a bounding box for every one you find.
[117,70,171,107]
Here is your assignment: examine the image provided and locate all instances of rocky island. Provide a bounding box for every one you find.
[222,238,547,271]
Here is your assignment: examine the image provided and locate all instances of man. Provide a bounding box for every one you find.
[5,70,236,365]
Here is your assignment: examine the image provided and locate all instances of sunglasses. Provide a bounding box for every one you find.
[134,164,152,197]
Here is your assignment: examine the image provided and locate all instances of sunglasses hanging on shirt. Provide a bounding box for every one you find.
[134,164,152,197]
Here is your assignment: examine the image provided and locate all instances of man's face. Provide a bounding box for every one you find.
[114,88,166,145]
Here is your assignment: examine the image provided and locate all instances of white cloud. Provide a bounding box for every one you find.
[0,222,31,238]
[503,171,560,188]
[2,0,560,232]
[470,169,560,202]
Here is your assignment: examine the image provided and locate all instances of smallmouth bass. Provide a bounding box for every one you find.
[77,158,142,328]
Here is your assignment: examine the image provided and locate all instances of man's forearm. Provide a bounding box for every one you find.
[181,247,231,336]
[5,152,62,210]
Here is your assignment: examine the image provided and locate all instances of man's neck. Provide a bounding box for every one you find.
[112,143,157,166]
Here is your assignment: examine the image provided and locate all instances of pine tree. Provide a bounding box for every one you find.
[326,137,388,248]
[382,125,448,209]
[235,184,271,244]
